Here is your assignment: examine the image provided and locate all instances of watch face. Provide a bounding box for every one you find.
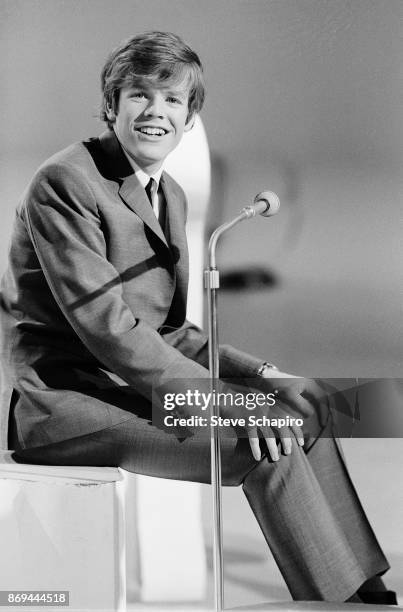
[258,363,279,377]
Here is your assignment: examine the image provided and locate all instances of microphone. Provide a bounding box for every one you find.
[207,190,280,270]
[241,191,280,219]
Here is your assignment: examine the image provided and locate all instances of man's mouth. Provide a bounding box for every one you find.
[135,126,168,137]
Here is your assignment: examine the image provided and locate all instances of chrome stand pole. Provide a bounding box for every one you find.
[204,194,280,611]
[205,212,251,612]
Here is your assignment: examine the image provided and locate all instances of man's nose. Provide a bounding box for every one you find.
[144,93,165,117]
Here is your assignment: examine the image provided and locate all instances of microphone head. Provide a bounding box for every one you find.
[254,191,280,217]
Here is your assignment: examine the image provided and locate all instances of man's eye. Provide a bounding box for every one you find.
[131,91,147,99]
[167,96,182,104]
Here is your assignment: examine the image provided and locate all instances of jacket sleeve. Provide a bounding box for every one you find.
[159,321,263,378]
[23,161,212,401]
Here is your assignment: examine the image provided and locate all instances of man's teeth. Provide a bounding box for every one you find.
[138,127,166,136]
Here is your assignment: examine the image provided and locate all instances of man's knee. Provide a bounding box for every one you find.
[220,439,257,487]
[242,441,312,492]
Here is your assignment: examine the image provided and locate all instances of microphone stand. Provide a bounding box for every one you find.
[204,205,263,612]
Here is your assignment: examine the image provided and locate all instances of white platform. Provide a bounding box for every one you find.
[0,451,126,612]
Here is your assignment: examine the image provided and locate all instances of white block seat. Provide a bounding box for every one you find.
[0,450,126,612]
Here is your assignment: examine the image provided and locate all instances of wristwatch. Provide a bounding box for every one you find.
[257,361,279,377]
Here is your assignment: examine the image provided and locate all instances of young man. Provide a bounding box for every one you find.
[0,31,395,604]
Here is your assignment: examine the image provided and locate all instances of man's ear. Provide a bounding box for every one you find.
[106,103,116,123]
[184,113,196,132]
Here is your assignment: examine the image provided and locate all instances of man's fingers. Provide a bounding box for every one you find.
[276,425,293,455]
[247,429,261,461]
[261,428,279,462]
[248,426,283,463]
[291,425,305,446]
[265,437,279,462]
[280,435,293,455]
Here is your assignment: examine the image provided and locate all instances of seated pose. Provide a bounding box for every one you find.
[0,31,396,605]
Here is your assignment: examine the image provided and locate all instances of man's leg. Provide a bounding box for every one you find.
[11,413,389,602]
[242,436,389,601]
[11,415,255,483]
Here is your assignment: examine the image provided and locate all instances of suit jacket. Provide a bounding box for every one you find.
[0,129,262,449]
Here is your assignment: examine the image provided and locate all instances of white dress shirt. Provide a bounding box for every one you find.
[121,150,163,219]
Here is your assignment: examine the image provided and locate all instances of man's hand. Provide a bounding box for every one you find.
[261,369,326,418]
[246,402,304,462]
[243,368,334,462]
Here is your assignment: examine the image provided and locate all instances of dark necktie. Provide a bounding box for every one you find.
[145,178,166,232]
[145,178,167,236]
[145,177,156,206]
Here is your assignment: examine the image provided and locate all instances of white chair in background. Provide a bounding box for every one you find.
[124,114,211,602]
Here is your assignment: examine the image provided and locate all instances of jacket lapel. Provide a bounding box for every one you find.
[97,130,169,249]
[119,175,169,247]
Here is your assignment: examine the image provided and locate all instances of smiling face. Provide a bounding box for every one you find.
[108,80,194,174]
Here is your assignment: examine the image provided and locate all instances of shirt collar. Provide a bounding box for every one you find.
[121,149,164,190]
